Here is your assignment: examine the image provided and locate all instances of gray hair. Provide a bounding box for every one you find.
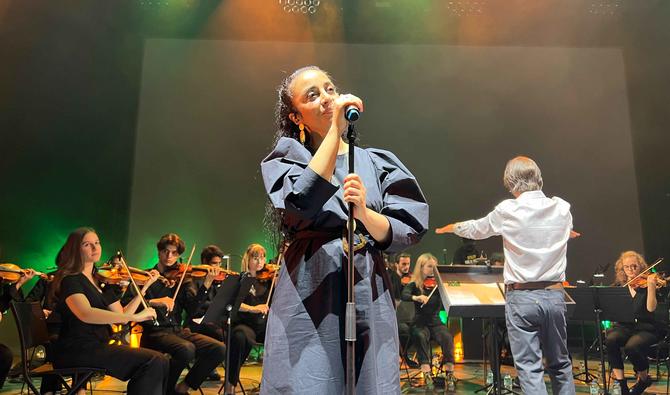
[503,156,543,194]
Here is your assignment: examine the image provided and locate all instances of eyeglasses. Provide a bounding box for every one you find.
[623,264,639,270]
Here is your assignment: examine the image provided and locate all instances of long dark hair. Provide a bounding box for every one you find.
[263,66,327,251]
[49,227,97,303]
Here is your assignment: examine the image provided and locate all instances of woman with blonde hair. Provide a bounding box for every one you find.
[606,251,663,395]
[401,253,454,388]
[223,243,270,395]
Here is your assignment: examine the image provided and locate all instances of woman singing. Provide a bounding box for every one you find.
[401,253,454,389]
[48,227,169,395]
[606,251,664,395]
[223,243,270,395]
[261,66,428,393]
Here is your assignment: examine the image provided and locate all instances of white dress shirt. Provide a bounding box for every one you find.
[454,190,572,284]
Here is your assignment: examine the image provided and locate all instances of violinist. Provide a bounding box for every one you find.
[388,253,412,303]
[0,264,38,389]
[129,233,226,395]
[223,243,270,395]
[606,251,664,395]
[46,227,169,395]
[187,245,228,338]
[401,253,454,389]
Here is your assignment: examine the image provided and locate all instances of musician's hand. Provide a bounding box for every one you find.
[204,266,222,289]
[648,274,658,289]
[414,295,429,305]
[154,297,175,312]
[570,230,582,239]
[435,224,456,234]
[133,308,157,323]
[255,304,269,315]
[343,173,368,221]
[145,270,161,287]
[43,309,52,319]
[16,269,37,288]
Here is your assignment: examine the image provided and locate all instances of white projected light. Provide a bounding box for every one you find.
[279,0,320,14]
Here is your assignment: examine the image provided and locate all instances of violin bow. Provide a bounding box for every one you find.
[168,244,196,315]
[623,257,665,287]
[262,249,285,319]
[117,251,158,326]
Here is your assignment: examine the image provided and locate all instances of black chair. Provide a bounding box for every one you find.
[10,301,105,395]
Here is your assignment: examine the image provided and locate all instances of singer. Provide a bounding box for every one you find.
[260,66,428,393]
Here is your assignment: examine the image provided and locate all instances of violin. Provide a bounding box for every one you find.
[0,263,51,284]
[400,273,412,286]
[256,264,279,282]
[423,276,437,291]
[97,264,173,287]
[163,264,236,283]
[627,272,668,290]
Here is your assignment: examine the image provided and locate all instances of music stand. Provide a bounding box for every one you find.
[567,287,634,395]
[564,286,599,384]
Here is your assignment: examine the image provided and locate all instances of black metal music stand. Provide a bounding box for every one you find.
[568,287,634,395]
[565,287,599,384]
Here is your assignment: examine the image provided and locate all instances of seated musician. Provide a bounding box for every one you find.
[187,245,227,339]
[47,227,169,395]
[223,243,270,395]
[452,237,479,264]
[128,233,226,395]
[388,253,418,367]
[606,250,665,395]
[401,253,454,389]
[0,265,38,389]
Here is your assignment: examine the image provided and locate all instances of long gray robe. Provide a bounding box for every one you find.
[260,137,428,394]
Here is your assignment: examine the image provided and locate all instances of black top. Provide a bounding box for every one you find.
[401,281,442,327]
[236,275,269,334]
[56,273,119,346]
[131,264,199,333]
[0,283,24,312]
[187,277,222,322]
[452,244,479,265]
[388,269,402,301]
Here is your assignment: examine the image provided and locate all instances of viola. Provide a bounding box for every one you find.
[0,263,51,284]
[400,273,411,286]
[164,264,237,283]
[98,263,173,287]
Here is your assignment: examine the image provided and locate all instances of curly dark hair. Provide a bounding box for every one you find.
[263,66,329,251]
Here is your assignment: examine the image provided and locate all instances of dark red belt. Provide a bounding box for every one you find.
[505,281,562,292]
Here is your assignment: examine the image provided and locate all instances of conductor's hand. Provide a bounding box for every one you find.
[435,224,456,234]
[414,295,429,305]
[343,173,368,221]
[332,94,363,134]
[133,308,157,323]
[570,230,582,239]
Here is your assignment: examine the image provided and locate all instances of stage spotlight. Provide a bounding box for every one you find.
[279,0,321,15]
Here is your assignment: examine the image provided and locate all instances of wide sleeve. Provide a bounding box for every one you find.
[454,204,506,240]
[368,148,429,253]
[261,137,339,221]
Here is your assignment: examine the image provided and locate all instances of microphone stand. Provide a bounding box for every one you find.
[345,122,357,395]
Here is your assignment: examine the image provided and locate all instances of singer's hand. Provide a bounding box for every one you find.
[332,94,363,134]
[435,224,456,234]
[570,230,581,239]
[343,173,368,221]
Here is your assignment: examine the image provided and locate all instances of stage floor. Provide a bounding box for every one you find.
[1,358,667,394]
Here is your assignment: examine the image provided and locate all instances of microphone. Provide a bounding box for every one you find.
[345,105,360,122]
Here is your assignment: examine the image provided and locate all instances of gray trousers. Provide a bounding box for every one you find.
[505,289,576,395]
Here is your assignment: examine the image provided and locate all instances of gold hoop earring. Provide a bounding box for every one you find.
[299,123,306,144]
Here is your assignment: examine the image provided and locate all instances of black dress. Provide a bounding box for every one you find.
[401,281,454,366]
[53,272,169,395]
[226,275,269,386]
